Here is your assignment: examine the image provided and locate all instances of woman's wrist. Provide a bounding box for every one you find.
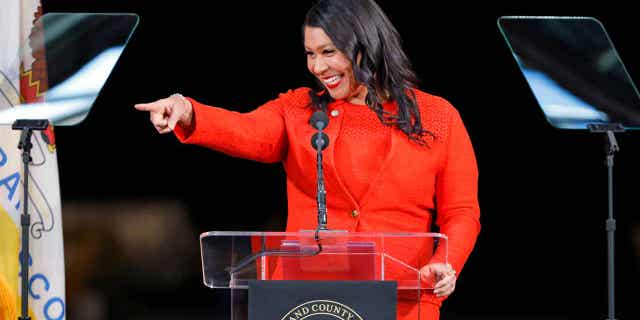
[171,93,194,128]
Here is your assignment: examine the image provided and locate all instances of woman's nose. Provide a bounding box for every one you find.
[312,57,328,74]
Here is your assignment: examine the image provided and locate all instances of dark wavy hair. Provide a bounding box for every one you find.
[304,0,431,143]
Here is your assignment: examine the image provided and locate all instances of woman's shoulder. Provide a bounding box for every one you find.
[411,88,463,140]
[411,88,458,116]
[276,87,313,107]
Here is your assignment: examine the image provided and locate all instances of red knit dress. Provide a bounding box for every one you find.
[334,101,391,205]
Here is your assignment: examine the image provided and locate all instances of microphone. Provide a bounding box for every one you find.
[311,132,329,150]
[310,111,329,230]
[310,110,329,130]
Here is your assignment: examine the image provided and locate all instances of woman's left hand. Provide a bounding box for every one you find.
[419,263,457,297]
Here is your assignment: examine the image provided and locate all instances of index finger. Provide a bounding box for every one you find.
[134,99,170,112]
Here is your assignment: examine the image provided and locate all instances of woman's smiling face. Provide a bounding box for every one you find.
[304,26,366,105]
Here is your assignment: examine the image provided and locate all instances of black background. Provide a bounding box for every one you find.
[41,0,640,319]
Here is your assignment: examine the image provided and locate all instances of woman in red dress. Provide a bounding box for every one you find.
[135,1,480,319]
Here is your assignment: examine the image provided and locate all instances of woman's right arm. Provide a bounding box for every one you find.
[134,90,301,163]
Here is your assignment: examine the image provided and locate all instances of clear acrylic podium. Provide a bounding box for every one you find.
[200,231,447,320]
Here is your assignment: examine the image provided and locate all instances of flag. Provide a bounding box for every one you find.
[1,1,24,318]
[0,1,67,319]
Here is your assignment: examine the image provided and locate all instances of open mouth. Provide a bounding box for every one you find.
[322,74,343,89]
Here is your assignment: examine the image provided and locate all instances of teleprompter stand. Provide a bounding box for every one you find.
[0,12,140,320]
[588,123,624,320]
[496,15,640,319]
[11,119,50,320]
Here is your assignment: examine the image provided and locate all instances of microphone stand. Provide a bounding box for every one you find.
[311,130,330,250]
[313,130,328,231]
[309,111,330,248]
[11,119,50,320]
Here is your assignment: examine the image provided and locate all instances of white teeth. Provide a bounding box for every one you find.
[324,75,341,85]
